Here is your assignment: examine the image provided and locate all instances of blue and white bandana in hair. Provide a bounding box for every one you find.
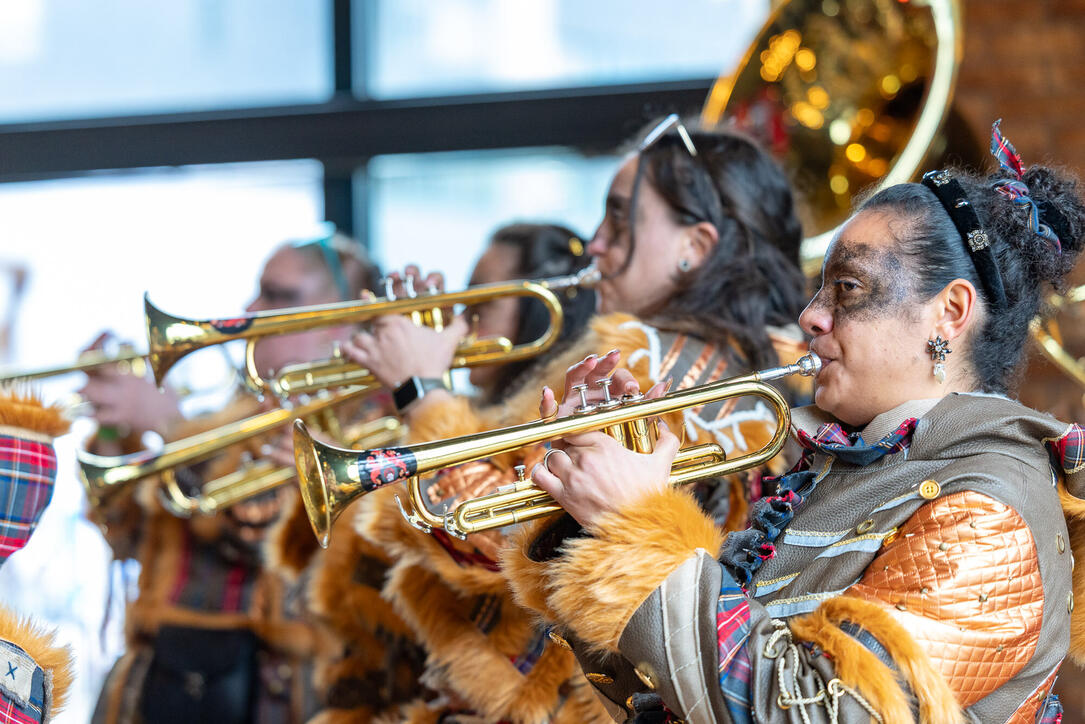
[990,119,1062,254]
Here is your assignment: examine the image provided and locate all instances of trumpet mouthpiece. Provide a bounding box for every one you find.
[797,353,821,377]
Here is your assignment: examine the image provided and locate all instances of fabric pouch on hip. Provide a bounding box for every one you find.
[139,625,257,724]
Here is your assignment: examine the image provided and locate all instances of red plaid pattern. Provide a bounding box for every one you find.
[1045,424,1085,476]
[0,693,40,724]
[0,435,57,564]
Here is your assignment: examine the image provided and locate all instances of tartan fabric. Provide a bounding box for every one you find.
[509,626,548,675]
[0,695,38,724]
[990,119,1062,252]
[0,435,57,565]
[716,580,753,724]
[1045,424,1085,476]
[796,418,919,467]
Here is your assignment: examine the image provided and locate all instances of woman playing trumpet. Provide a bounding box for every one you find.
[336,117,810,723]
[508,124,1085,722]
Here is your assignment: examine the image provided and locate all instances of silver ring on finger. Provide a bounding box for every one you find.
[543,448,571,474]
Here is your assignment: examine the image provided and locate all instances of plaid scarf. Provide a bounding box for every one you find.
[991,119,1063,253]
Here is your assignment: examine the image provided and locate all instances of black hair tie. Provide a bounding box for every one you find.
[921,170,1009,310]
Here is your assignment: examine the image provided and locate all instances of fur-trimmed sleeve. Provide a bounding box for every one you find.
[0,605,73,722]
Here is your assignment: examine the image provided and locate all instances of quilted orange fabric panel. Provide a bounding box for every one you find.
[847,491,1042,707]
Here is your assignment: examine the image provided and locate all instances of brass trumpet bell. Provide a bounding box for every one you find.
[295,354,820,548]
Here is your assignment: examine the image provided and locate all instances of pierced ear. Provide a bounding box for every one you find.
[933,278,978,342]
[682,221,720,270]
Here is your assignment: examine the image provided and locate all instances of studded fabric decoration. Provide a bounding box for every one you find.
[921,169,1008,310]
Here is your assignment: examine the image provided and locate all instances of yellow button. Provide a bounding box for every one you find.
[919,480,941,499]
[548,630,572,650]
[856,519,875,534]
[585,673,614,686]
[634,664,656,690]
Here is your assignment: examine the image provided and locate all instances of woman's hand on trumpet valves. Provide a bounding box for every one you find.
[340,266,469,410]
[531,350,678,530]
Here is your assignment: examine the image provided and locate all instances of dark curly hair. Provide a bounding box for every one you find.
[482,222,596,400]
[860,165,1085,394]
[626,121,807,370]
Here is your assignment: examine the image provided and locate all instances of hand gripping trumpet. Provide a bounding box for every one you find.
[145,266,600,397]
[294,353,821,548]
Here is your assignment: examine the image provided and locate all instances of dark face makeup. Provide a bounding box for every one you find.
[806,239,912,325]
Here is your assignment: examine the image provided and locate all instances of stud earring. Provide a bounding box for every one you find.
[677,258,692,272]
[927,335,951,384]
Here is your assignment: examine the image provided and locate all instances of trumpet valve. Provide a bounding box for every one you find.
[383,276,397,301]
[596,377,621,410]
[571,383,596,415]
[514,464,526,482]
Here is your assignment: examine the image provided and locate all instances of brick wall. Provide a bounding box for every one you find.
[953,1,1085,424]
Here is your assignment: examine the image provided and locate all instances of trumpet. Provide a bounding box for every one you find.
[0,345,147,383]
[79,385,372,507]
[1031,284,1085,390]
[295,354,821,548]
[159,415,403,517]
[146,266,600,397]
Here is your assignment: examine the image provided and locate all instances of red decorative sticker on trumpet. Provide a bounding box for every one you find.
[360,447,417,491]
[209,317,255,334]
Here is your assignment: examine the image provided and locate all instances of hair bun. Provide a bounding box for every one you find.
[986,165,1085,288]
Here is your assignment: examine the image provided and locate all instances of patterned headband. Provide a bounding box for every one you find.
[921,169,1009,311]
[990,119,1063,254]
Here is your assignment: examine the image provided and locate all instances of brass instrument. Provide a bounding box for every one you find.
[1031,284,1085,391]
[146,266,600,397]
[702,0,966,274]
[159,415,402,517]
[0,345,147,383]
[295,354,821,548]
[79,385,371,506]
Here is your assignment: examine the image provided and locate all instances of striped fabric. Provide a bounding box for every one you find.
[716,581,753,724]
[0,435,57,565]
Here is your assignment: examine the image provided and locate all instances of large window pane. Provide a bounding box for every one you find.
[367,148,619,289]
[0,0,332,122]
[365,0,770,99]
[0,159,323,724]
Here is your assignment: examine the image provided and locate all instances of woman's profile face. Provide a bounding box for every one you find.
[799,211,940,427]
[586,156,688,316]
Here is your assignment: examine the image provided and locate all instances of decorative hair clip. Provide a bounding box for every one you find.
[990,119,1062,254]
[921,170,1008,310]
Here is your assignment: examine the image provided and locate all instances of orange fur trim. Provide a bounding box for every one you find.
[546,487,723,654]
[307,707,377,724]
[1055,484,1085,665]
[370,699,443,724]
[384,562,610,723]
[308,520,415,642]
[356,484,509,598]
[0,389,68,438]
[0,605,73,716]
[791,596,963,724]
[502,517,564,623]
[267,489,322,581]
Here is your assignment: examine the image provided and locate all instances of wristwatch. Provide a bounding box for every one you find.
[393,376,450,412]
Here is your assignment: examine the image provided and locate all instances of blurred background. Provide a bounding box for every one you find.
[0,1,1082,721]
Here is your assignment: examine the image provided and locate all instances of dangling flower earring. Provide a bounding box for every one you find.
[927,335,951,384]
[677,258,692,272]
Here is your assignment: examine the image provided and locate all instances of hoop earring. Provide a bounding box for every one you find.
[677,258,692,272]
[927,336,951,384]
